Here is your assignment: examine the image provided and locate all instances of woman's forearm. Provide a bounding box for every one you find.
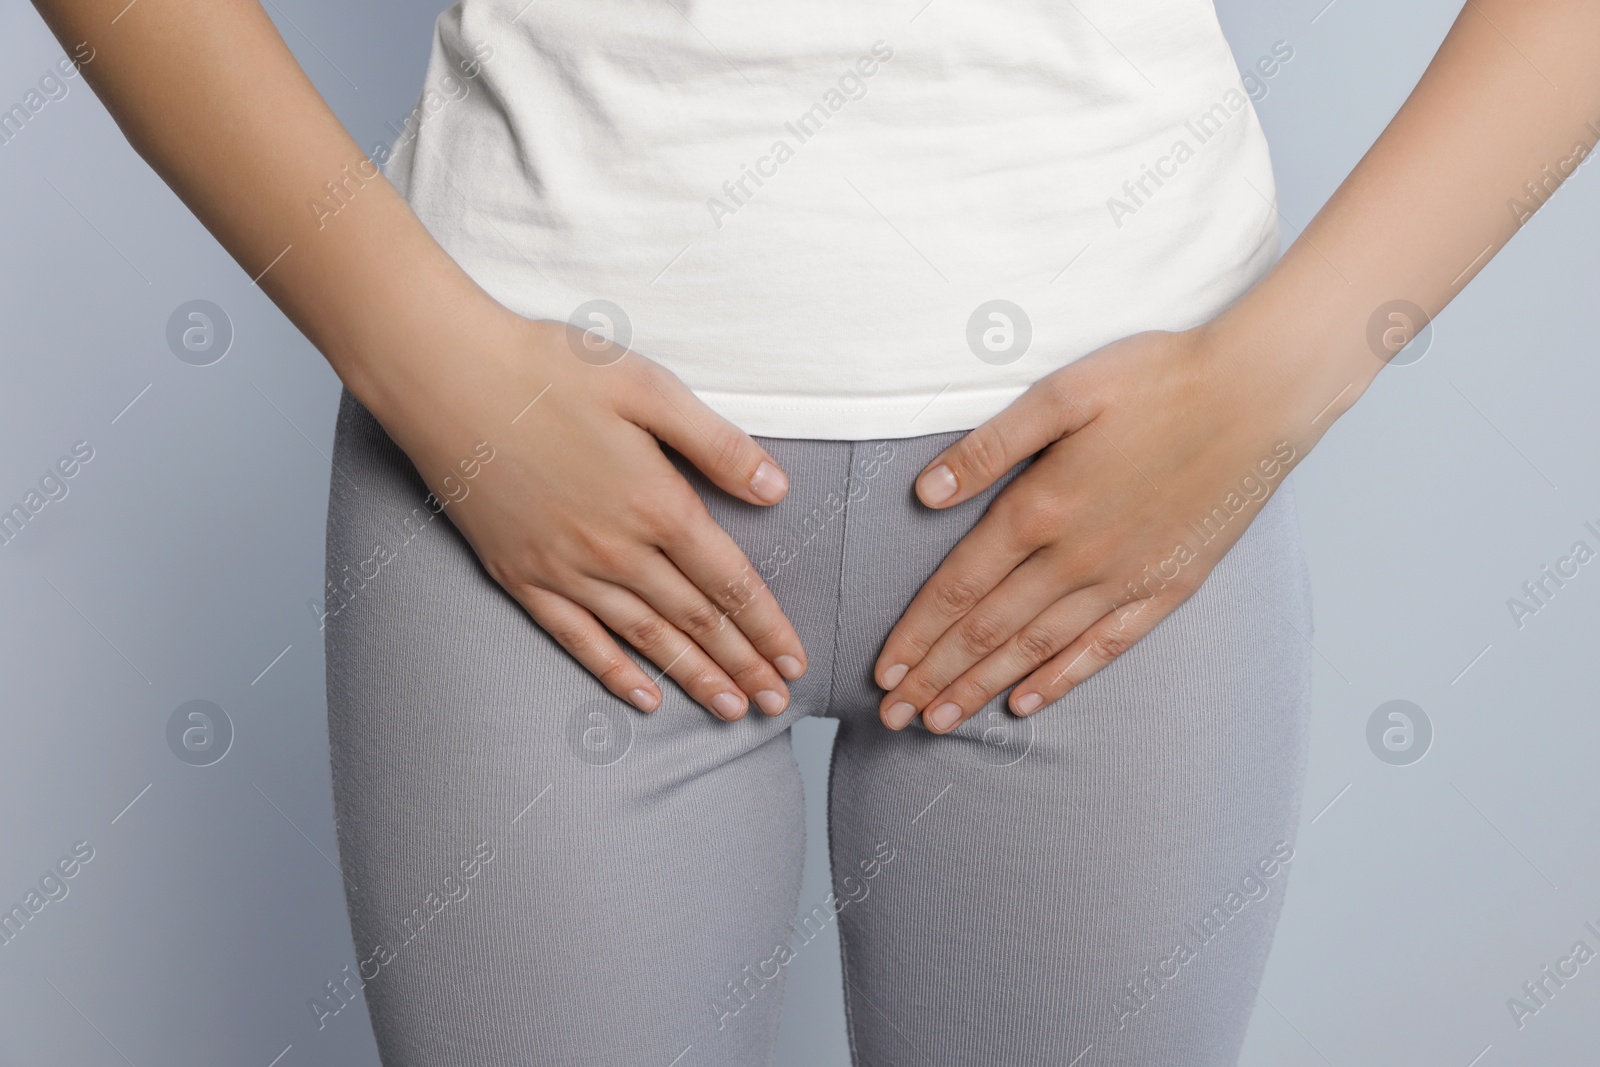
[29,0,823,717]
[1210,0,1600,427]
[873,0,1600,721]
[29,0,515,432]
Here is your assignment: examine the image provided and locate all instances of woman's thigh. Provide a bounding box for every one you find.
[323,389,860,1066]
[324,388,1314,1066]
[824,464,1314,1067]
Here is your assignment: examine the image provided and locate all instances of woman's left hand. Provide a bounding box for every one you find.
[875,324,1320,733]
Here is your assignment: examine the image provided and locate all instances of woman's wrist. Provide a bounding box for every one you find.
[338,287,530,433]
[1193,253,1395,447]
[305,198,551,462]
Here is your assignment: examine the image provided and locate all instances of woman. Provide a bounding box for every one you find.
[30,0,1598,1063]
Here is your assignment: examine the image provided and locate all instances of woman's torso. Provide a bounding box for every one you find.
[384,0,1278,439]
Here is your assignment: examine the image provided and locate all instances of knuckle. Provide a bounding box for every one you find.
[709,570,761,616]
[739,621,786,660]
[593,656,635,688]
[543,618,594,655]
[622,614,670,651]
[955,613,1007,657]
[679,602,727,640]
[730,660,774,690]
[931,575,984,617]
[1090,627,1133,662]
[637,357,673,386]
[682,668,725,698]
[903,635,933,661]
[903,665,951,701]
[626,355,675,398]
[1012,624,1060,665]
[952,681,992,710]
[631,499,674,541]
[704,424,755,478]
[487,552,556,593]
[1117,594,1158,627]
[890,630,932,664]
[640,494,699,544]
[576,529,634,572]
[484,557,520,590]
[956,426,1008,483]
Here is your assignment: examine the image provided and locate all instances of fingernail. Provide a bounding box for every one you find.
[919,464,957,505]
[775,654,804,679]
[711,692,746,720]
[880,663,908,689]
[1014,691,1043,715]
[927,702,962,732]
[627,688,659,712]
[750,461,787,503]
[754,689,787,715]
[884,701,918,730]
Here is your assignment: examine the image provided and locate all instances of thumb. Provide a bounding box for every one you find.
[915,365,1098,508]
[631,364,790,506]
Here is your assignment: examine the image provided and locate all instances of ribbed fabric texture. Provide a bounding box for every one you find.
[323,387,1312,1066]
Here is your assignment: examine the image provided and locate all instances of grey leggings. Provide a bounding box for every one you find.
[323,387,1313,1067]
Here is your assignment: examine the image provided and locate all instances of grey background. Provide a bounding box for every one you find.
[2,0,1596,1064]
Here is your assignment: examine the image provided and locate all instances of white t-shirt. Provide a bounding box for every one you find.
[382,0,1279,440]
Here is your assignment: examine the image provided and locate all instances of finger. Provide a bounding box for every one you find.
[911,588,1116,734]
[626,552,792,715]
[876,553,1080,729]
[1008,595,1171,717]
[872,487,1053,690]
[515,586,662,713]
[656,507,807,681]
[581,582,754,721]
[913,368,1098,509]
[627,364,791,506]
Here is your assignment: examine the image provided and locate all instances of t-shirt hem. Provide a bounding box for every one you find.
[693,387,1029,441]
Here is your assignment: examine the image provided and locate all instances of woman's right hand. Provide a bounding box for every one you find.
[25,0,805,720]
[376,313,806,721]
